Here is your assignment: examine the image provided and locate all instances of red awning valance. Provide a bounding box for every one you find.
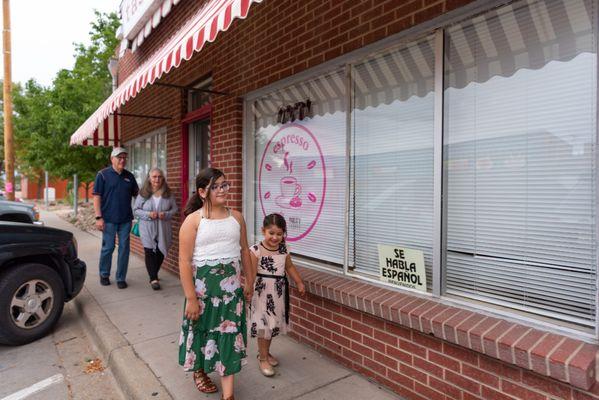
[81,114,120,147]
[70,0,262,145]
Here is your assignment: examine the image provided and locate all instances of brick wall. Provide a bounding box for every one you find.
[288,289,598,400]
[287,267,599,400]
[115,0,599,398]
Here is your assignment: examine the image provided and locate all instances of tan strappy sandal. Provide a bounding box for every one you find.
[193,370,218,393]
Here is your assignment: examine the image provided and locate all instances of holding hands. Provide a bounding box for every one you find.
[243,281,254,302]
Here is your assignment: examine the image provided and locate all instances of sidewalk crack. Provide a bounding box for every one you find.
[287,373,353,399]
[129,331,181,346]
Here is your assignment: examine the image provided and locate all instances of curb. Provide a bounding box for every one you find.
[74,287,173,400]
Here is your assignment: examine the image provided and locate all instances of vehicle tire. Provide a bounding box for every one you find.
[0,263,65,345]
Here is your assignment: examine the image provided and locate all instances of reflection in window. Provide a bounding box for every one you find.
[351,36,435,290]
[127,129,167,185]
[253,71,347,265]
[444,0,597,326]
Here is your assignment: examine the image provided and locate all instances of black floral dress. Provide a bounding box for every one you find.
[249,243,289,339]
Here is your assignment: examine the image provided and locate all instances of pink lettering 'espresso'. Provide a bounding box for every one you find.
[273,134,310,153]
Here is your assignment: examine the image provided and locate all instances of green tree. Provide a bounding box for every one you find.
[13,11,119,201]
[12,80,48,197]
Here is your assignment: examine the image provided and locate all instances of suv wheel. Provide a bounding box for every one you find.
[0,263,65,345]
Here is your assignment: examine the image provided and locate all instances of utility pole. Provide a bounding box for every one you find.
[2,0,14,201]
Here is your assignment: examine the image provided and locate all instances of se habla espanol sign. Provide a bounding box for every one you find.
[378,245,427,292]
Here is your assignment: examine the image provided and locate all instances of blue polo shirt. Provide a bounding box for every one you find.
[93,167,139,224]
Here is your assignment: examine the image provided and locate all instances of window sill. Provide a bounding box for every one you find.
[294,266,598,391]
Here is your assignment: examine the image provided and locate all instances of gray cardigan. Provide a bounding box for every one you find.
[133,194,178,256]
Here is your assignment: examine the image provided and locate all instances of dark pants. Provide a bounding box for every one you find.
[144,248,164,281]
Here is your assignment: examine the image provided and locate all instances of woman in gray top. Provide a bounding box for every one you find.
[133,168,178,290]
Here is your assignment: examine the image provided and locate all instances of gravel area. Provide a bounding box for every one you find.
[44,202,98,232]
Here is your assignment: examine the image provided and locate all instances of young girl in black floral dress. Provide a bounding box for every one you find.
[249,213,305,377]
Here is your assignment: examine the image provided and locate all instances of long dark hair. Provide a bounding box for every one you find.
[183,167,225,217]
[263,213,287,244]
[139,168,171,199]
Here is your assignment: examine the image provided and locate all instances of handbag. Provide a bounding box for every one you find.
[131,197,149,237]
[131,220,140,237]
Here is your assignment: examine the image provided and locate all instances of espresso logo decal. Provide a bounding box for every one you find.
[258,124,326,241]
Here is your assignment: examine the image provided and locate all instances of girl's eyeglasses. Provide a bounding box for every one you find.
[210,182,231,192]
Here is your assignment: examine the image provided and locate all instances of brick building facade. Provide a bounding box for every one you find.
[75,0,599,399]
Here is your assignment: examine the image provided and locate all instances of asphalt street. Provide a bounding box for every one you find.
[0,301,123,400]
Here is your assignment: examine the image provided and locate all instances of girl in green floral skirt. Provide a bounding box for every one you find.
[178,168,254,400]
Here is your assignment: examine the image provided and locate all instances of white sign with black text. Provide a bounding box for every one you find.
[378,245,427,292]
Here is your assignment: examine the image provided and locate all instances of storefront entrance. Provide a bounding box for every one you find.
[181,102,211,204]
[188,119,210,194]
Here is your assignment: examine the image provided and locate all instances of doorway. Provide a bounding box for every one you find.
[188,119,210,194]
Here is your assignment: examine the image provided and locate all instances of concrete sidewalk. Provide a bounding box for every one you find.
[43,210,402,400]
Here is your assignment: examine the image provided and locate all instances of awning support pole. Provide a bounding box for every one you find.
[73,174,78,217]
[153,82,230,96]
[44,171,49,207]
[114,112,172,120]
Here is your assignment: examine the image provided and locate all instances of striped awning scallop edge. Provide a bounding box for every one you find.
[254,0,594,128]
[126,0,183,54]
[80,114,120,147]
[70,0,262,146]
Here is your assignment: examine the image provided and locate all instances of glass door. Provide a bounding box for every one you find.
[188,119,210,194]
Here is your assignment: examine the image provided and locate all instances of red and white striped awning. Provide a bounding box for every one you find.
[120,0,183,55]
[70,0,262,146]
[81,114,120,147]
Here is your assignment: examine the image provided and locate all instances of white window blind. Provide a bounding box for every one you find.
[253,71,347,265]
[350,36,435,288]
[444,0,597,326]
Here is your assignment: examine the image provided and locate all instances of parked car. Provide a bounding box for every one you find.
[0,222,86,345]
[0,200,41,224]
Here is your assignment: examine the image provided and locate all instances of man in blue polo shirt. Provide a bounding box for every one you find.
[93,147,139,289]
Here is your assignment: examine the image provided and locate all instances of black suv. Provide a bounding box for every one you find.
[0,222,86,345]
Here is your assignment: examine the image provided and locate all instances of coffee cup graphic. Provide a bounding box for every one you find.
[276,176,302,208]
[259,124,326,242]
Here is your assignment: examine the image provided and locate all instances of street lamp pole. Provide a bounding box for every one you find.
[2,0,14,201]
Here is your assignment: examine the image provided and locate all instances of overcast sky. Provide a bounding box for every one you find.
[0,0,121,86]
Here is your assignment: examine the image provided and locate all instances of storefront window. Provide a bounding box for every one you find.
[188,120,210,194]
[351,36,435,289]
[128,128,167,185]
[246,0,599,330]
[444,0,597,327]
[253,71,347,265]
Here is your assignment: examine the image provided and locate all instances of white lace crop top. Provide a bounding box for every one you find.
[193,214,241,264]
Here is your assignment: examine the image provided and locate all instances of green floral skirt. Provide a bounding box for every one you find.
[178,259,247,376]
